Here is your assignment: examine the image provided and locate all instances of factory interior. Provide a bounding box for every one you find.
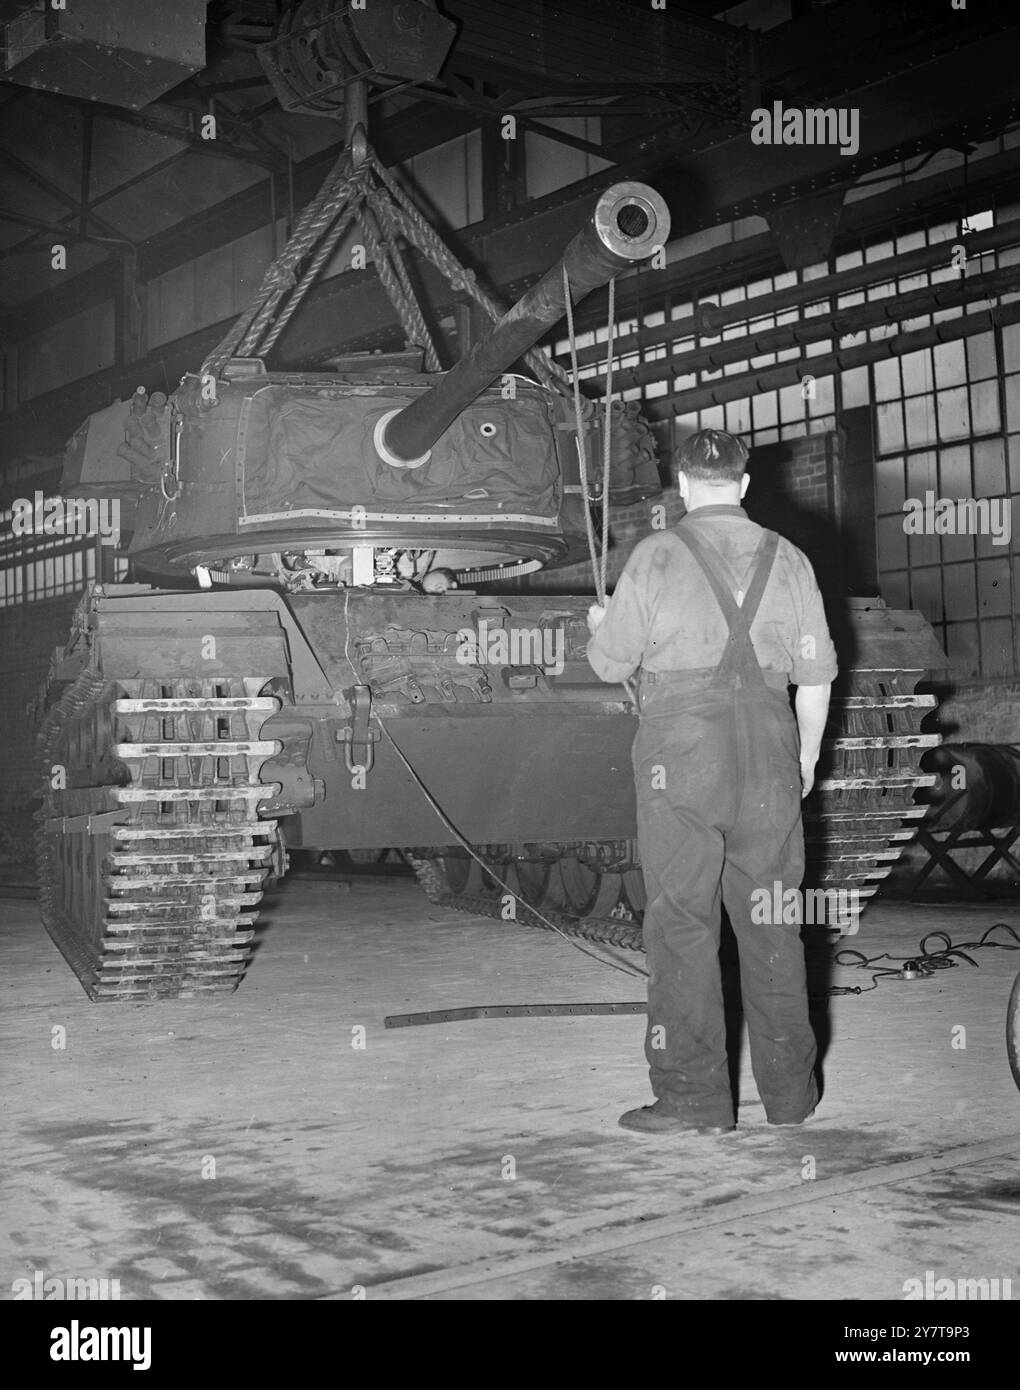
[2,0,1020,1325]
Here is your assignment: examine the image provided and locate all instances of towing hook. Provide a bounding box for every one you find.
[338,726,377,775]
[337,683,380,774]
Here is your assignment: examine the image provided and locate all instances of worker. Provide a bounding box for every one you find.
[586,428,837,1135]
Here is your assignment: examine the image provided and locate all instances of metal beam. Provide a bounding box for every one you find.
[641,299,1020,421]
[596,263,1020,395]
[78,111,93,240]
[0,146,126,242]
[39,91,283,174]
[561,208,1020,371]
[0,101,478,343]
[0,209,132,249]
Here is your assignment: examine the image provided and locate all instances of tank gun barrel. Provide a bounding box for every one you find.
[375,181,671,469]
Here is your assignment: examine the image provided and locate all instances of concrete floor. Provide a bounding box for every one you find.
[2,875,1019,1301]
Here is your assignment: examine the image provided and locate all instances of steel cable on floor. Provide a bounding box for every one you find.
[825,920,1020,995]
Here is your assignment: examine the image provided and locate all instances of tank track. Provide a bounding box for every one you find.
[406,852,645,951]
[36,663,283,1000]
[407,672,940,951]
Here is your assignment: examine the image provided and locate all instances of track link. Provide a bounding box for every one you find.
[407,853,645,952]
[37,675,283,1000]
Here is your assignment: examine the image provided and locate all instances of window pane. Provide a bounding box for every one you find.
[906,394,937,447]
[973,437,1007,496]
[939,444,971,496]
[933,339,966,388]
[967,330,997,381]
[977,557,1011,616]
[908,527,940,567]
[969,378,1000,434]
[841,365,869,408]
[876,400,904,452]
[1003,322,1020,373]
[877,513,908,570]
[910,566,942,623]
[946,622,980,679]
[943,563,977,620]
[1006,375,1020,433]
[980,617,1013,677]
[807,376,835,416]
[875,456,904,513]
[935,387,970,441]
[751,393,778,428]
[907,450,938,497]
[874,358,901,402]
[901,349,934,396]
[881,570,910,609]
[779,382,804,422]
[724,398,751,434]
[942,526,975,564]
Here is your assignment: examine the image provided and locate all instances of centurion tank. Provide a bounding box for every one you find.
[34,175,945,1001]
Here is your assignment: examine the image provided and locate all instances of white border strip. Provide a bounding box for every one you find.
[238,509,558,526]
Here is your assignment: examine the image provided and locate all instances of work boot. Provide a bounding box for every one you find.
[769,1108,816,1127]
[618,1102,735,1135]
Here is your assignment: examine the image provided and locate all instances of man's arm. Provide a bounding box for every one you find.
[794,683,831,797]
[585,566,649,684]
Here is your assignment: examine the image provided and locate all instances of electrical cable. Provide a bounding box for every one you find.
[822,920,1020,996]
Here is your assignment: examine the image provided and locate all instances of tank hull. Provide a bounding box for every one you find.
[34,583,944,998]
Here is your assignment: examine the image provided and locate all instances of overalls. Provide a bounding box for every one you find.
[632,526,819,1128]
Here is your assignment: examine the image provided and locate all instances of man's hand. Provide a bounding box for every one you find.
[800,758,816,799]
[794,683,830,801]
[586,602,607,634]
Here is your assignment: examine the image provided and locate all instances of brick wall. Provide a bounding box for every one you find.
[933,681,1020,744]
[0,593,80,878]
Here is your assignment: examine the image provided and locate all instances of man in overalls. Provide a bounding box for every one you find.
[587,429,837,1135]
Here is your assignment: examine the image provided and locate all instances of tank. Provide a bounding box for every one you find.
[33,180,947,1000]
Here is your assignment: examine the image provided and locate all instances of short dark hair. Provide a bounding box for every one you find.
[675,428,749,483]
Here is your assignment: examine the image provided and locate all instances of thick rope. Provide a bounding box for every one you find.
[563,262,604,605]
[202,148,361,375]
[600,275,617,601]
[370,151,568,390]
[200,136,573,393]
[238,164,371,359]
[366,192,442,368]
[258,200,362,356]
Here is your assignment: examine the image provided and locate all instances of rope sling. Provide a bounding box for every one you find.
[200,140,568,391]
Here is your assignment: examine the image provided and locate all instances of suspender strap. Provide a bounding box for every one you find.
[672,526,779,689]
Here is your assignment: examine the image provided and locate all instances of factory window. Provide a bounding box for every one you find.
[552,260,837,460]
[875,314,1017,678]
[0,500,126,608]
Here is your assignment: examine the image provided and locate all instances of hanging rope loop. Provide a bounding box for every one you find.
[563,264,618,607]
[200,137,570,391]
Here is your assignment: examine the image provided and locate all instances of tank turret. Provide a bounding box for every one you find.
[61,182,670,588]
